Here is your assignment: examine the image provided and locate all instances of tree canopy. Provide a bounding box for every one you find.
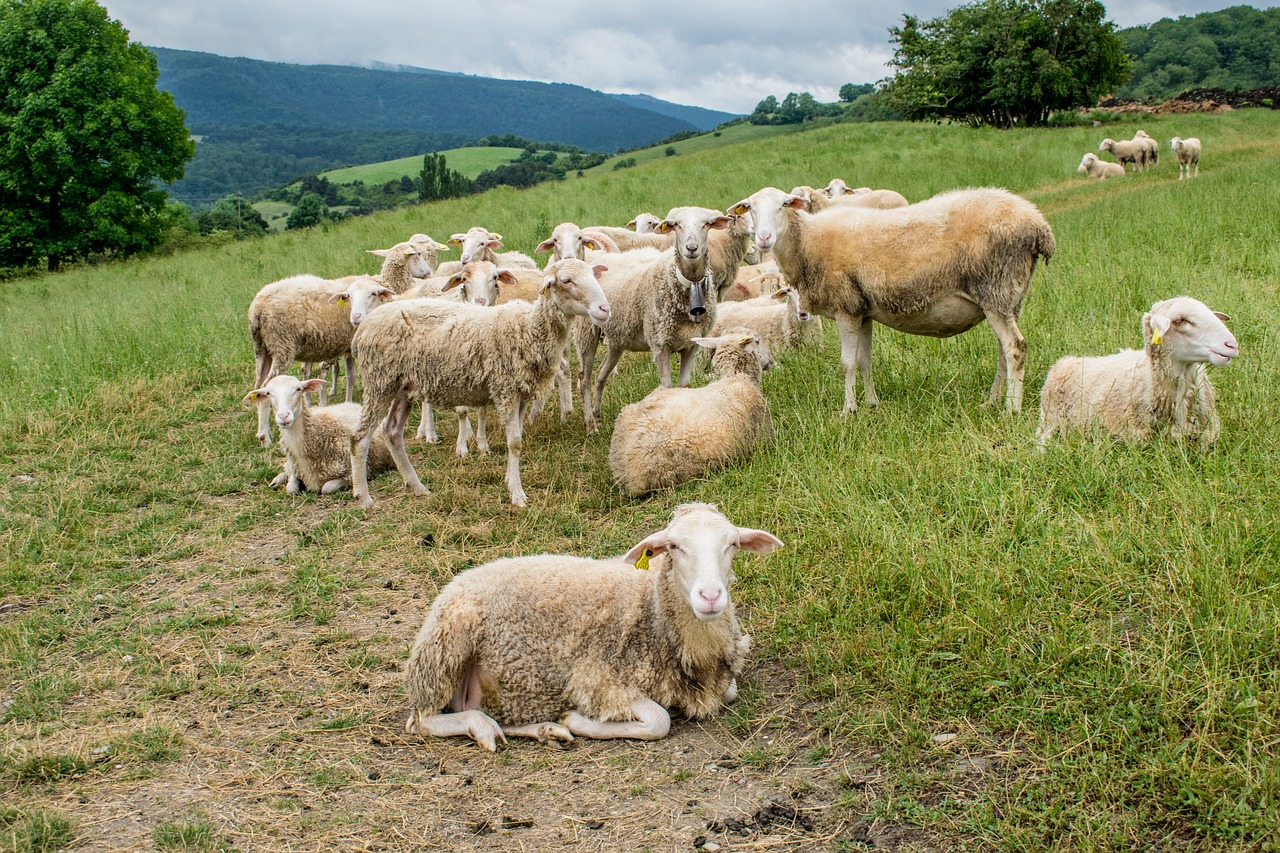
[0,0,194,270]
[886,0,1130,128]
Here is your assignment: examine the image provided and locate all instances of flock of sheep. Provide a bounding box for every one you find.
[242,167,1239,749]
[1078,129,1203,180]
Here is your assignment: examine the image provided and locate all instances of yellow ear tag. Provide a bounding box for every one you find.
[634,548,653,570]
[337,296,348,305]
[1151,328,1162,345]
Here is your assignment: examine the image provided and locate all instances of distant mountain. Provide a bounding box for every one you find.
[607,93,737,131]
[152,48,702,153]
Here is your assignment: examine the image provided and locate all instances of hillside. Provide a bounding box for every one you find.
[4,112,1279,851]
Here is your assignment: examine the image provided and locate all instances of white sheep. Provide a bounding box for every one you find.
[350,258,611,508]
[1170,136,1202,179]
[435,227,537,277]
[243,374,394,494]
[1078,152,1126,180]
[1100,137,1143,172]
[823,178,854,198]
[794,185,909,212]
[1133,130,1159,169]
[710,286,811,352]
[609,330,773,496]
[732,186,1055,415]
[248,274,397,446]
[1036,296,1237,448]
[366,234,450,284]
[579,225,673,252]
[575,206,731,433]
[626,212,662,233]
[404,502,783,750]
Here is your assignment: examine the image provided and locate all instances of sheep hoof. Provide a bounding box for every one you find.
[357,493,375,509]
[510,491,528,508]
[536,723,574,744]
[257,433,272,448]
[269,472,289,489]
[412,484,430,498]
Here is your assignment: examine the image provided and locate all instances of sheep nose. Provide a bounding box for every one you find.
[1222,339,1239,353]
[698,588,722,606]
[474,298,488,306]
[351,314,363,326]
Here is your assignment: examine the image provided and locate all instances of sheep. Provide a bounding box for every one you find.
[793,185,909,212]
[626,212,662,233]
[731,186,1055,415]
[367,234,450,284]
[403,502,783,750]
[1170,136,1202,179]
[1133,130,1159,168]
[534,222,619,263]
[609,331,773,496]
[823,178,854,198]
[710,286,812,352]
[1036,296,1237,449]
[248,274,397,446]
[1078,152,1126,180]
[722,265,783,302]
[579,225,673,252]
[435,227,538,277]
[575,206,731,433]
[706,210,758,298]
[243,375,394,494]
[350,258,611,508]
[1100,137,1143,172]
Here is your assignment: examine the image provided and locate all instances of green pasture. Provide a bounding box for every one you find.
[318,146,526,185]
[1,110,1278,851]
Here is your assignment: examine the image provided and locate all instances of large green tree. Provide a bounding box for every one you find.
[886,0,1130,128]
[0,0,194,271]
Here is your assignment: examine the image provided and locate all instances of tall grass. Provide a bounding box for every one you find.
[1,110,1278,850]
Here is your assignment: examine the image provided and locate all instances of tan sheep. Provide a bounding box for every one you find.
[1078,152,1126,180]
[1170,136,1202,179]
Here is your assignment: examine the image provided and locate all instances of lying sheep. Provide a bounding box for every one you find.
[626,213,662,233]
[244,375,394,494]
[350,259,611,508]
[1036,296,1237,449]
[1078,152,1126,180]
[1171,136,1202,179]
[576,206,730,433]
[1133,130,1159,168]
[1100,137,1142,172]
[248,275,397,446]
[732,186,1054,414]
[404,502,783,749]
[609,331,773,496]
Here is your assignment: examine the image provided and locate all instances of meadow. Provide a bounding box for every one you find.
[1,110,1278,852]
[317,146,527,185]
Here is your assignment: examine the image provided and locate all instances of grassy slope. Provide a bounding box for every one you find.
[2,111,1278,851]
[318,146,526,184]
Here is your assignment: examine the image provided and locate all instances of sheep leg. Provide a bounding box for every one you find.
[407,708,507,752]
[503,403,528,507]
[654,345,674,387]
[455,408,473,457]
[983,311,1027,414]
[835,317,874,414]
[320,478,348,495]
[988,335,1008,406]
[384,392,430,497]
[676,346,697,387]
[269,470,289,489]
[474,408,489,455]
[562,698,671,741]
[284,455,301,494]
[578,331,601,431]
[343,354,355,404]
[502,722,575,744]
[590,346,625,433]
[417,403,439,443]
[255,354,283,447]
[558,346,573,421]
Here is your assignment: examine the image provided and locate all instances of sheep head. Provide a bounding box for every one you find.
[541,258,611,324]
[328,277,395,326]
[728,188,807,253]
[242,375,326,429]
[1144,297,1238,367]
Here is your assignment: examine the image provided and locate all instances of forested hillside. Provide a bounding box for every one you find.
[1116,5,1280,100]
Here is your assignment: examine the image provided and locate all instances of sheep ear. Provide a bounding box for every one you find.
[783,195,808,210]
[708,215,732,231]
[1212,311,1230,322]
[736,528,784,554]
[448,234,466,246]
[541,273,556,294]
[443,272,465,292]
[591,263,609,277]
[583,230,618,252]
[242,389,267,405]
[738,335,756,347]
[535,237,555,254]
[300,378,327,395]
[1148,313,1172,345]
[495,270,517,286]
[328,293,349,305]
[623,532,670,565]
[770,288,788,300]
[367,248,390,257]
[691,336,725,351]
[625,219,638,229]
[582,237,600,250]
[376,287,395,299]
[654,220,674,234]
[728,201,751,216]
[434,242,450,251]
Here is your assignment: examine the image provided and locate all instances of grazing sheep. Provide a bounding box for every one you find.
[1170,136,1202,179]
[248,275,397,446]
[243,375,394,494]
[732,186,1054,414]
[1036,296,1237,449]
[1078,152,1126,180]
[710,286,811,352]
[1133,130,1159,168]
[626,212,662,233]
[404,502,783,750]
[1100,137,1143,172]
[350,259,611,508]
[609,331,773,496]
[576,206,731,433]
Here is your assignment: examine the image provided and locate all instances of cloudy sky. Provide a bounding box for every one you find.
[102,1,1265,114]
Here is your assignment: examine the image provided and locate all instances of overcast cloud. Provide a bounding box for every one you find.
[101,1,1267,114]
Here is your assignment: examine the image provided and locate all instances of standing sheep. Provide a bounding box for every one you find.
[1170,137,1202,179]
[349,259,611,508]
[609,330,773,497]
[435,227,538,277]
[1133,130,1159,168]
[731,186,1054,414]
[243,375,394,494]
[1100,137,1143,172]
[1036,296,1237,448]
[404,502,783,750]
[1078,152,1126,180]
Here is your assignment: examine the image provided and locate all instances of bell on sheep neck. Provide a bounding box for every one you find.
[688,280,706,321]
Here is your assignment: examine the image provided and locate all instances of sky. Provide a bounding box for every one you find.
[101,1,1267,114]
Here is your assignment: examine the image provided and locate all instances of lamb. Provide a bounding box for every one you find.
[731,186,1055,415]
[626,212,662,233]
[435,227,538,277]
[248,274,397,446]
[350,258,611,507]
[575,206,731,433]
[404,502,783,750]
[1170,136,1202,179]
[1133,130,1159,168]
[243,375,394,494]
[609,331,773,496]
[1036,296,1237,449]
[1078,152,1126,180]
[710,287,812,352]
[1100,137,1143,172]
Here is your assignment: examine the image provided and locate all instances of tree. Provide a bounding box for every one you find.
[286,193,326,230]
[418,152,472,201]
[886,0,1130,128]
[0,0,194,270]
[839,83,873,102]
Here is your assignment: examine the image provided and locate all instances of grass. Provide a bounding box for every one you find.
[318,146,525,184]
[1,109,1278,850]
